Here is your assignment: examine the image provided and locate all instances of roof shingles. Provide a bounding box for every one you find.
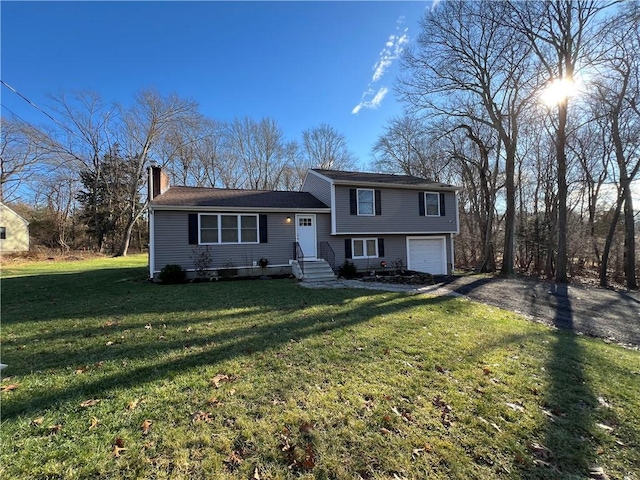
[150,186,329,209]
[312,169,457,189]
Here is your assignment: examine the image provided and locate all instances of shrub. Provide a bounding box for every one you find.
[338,260,358,279]
[159,264,186,284]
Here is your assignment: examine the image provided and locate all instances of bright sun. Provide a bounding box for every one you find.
[541,77,577,106]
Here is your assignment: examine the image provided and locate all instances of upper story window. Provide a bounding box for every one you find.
[0,227,6,240]
[424,192,440,217]
[199,214,258,244]
[357,189,375,216]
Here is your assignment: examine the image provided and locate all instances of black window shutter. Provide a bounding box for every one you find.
[188,214,198,244]
[345,238,352,259]
[375,190,381,215]
[378,238,385,257]
[349,189,357,215]
[440,193,446,216]
[259,214,268,243]
[418,192,425,216]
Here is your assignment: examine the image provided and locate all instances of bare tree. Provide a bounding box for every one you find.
[400,0,537,274]
[509,0,612,282]
[117,89,200,256]
[301,123,356,171]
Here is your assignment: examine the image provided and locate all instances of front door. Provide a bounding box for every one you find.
[295,214,317,259]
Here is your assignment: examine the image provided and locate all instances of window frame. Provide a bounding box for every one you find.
[424,192,440,217]
[352,237,379,259]
[198,213,260,245]
[356,188,375,216]
[0,226,6,240]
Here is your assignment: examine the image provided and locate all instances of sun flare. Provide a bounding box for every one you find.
[541,77,578,106]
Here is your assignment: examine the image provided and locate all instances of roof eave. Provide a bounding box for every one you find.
[331,179,461,191]
[149,205,331,213]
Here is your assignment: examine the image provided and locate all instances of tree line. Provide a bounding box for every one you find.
[1,91,355,256]
[1,0,638,288]
[373,0,639,288]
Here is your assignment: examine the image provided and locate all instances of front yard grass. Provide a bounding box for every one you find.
[1,255,639,479]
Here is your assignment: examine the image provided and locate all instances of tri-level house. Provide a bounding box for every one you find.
[148,167,460,281]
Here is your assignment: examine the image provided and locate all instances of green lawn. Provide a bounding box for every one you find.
[1,255,639,479]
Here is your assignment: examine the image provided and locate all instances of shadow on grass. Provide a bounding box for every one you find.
[519,283,598,478]
[2,270,467,420]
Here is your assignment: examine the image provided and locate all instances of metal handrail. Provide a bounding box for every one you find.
[294,242,305,277]
[318,241,336,272]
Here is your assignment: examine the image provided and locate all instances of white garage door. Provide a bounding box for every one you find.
[407,238,446,275]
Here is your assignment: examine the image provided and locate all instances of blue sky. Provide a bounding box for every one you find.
[1,1,433,169]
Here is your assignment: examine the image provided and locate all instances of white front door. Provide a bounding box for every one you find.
[295,214,317,259]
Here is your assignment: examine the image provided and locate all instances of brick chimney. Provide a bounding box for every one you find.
[148,163,170,201]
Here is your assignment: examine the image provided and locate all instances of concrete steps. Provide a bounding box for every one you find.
[292,259,336,282]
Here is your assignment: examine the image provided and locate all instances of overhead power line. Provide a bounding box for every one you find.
[0,79,77,137]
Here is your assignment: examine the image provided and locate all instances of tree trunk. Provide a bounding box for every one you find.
[501,149,516,275]
[622,184,637,289]
[555,101,569,283]
[600,198,624,287]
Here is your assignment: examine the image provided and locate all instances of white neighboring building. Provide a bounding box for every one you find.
[0,203,29,253]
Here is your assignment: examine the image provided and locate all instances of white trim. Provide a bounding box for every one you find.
[424,191,440,217]
[454,191,460,234]
[352,237,379,259]
[330,183,336,235]
[406,235,447,275]
[307,169,335,184]
[333,230,457,235]
[356,188,375,216]
[149,205,330,213]
[149,210,155,279]
[450,234,455,274]
[198,213,260,245]
[295,213,317,259]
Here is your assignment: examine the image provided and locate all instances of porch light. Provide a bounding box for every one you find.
[286,216,291,223]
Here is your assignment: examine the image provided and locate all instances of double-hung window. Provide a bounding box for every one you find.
[199,214,259,244]
[352,238,378,259]
[424,192,440,217]
[357,189,375,216]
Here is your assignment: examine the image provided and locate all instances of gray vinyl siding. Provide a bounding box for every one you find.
[334,185,457,234]
[301,172,332,207]
[323,233,453,274]
[154,210,331,272]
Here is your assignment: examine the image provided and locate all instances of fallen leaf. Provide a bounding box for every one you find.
[32,417,44,426]
[112,445,127,458]
[114,437,125,448]
[48,424,62,434]
[74,366,89,374]
[380,427,393,435]
[224,450,244,471]
[596,423,614,432]
[145,324,152,329]
[589,467,611,480]
[191,411,214,423]
[514,452,526,465]
[482,366,492,375]
[80,399,100,408]
[435,365,446,373]
[533,459,551,468]
[127,399,140,410]
[299,422,314,433]
[84,417,98,430]
[106,341,114,346]
[104,320,118,327]
[528,442,552,459]
[300,442,315,471]
[506,402,525,412]
[211,374,229,388]
[141,419,152,435]
[597,397,612,408]
[252,466,261,479]
[1,383,19,392]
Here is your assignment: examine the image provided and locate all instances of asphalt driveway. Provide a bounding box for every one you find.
[336,275,640,348]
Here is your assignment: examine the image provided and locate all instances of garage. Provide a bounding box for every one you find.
[407,237,447,275]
